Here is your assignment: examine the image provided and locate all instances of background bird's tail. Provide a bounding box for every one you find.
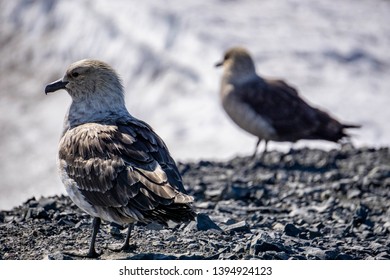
[310,110,361,142]
[342,123,361,129]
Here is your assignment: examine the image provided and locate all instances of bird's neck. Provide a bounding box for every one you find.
[65,94,130,128]
[223,69,258,85]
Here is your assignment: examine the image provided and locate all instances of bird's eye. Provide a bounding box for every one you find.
[71,72,79,78]
[224,54,230,61]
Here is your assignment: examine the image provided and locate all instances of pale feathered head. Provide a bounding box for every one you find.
[45,59,124,102]
[216,47,257,82]
[45,59,128,126]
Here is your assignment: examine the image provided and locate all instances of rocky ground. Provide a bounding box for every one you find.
[1,146,389,260]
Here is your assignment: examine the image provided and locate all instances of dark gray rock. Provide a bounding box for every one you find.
[352,204,369,227]
[109,224,123,238]
[57,217,76,227]
[145,222,164,231]
[336,253,354,260]
[252,241,283,254]
[224,221,251,233]
[46,252,74,260]
[25,207,49,220]
[195,213,222,231]
[127,253,177,260]
[284,223,302,237]
[305,247,327,260]
[38,198,57,211]
[250,232,286,255]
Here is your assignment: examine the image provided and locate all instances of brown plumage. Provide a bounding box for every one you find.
[215,47,360,156]
[45,59,195,257]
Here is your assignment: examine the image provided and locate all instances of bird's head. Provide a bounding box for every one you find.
[45,59,129,126]
[215,47,257,82]
[45,59,124,102]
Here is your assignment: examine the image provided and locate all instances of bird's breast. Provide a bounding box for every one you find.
[222,93,277,140]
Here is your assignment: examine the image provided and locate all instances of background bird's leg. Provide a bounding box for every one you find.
[263,140,268,155]
[87,217,101,258]
[252,138,262,159]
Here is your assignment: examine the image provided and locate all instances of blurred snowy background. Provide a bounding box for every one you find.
[1,0,389,210]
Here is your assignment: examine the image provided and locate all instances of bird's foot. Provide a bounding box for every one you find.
[107,242,137,253]
[63,248,102,259]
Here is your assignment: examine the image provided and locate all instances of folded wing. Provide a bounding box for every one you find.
[58,119,194,224]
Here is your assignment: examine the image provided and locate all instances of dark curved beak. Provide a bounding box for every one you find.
[215,61,223,67]
[45,79,68,95]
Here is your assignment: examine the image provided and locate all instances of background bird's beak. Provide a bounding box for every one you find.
[45,79,69,94]
[215,61,224,67]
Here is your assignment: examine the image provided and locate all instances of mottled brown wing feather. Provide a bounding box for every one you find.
[58,119,194,223]
[237,78,328,141]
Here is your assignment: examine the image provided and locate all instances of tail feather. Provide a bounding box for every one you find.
[309,108,361,142]
[342,123,361,129]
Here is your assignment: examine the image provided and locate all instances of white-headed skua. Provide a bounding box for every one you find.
[45,59,195,257]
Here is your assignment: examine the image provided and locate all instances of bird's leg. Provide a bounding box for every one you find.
[252,138,262,159]
[257,140,269,160]
[87,217,102,258]
[252,139,269,160]
[63,216,101,258]
[121,224,134,251]
[108,224,136,252]
[262,140,268,155]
